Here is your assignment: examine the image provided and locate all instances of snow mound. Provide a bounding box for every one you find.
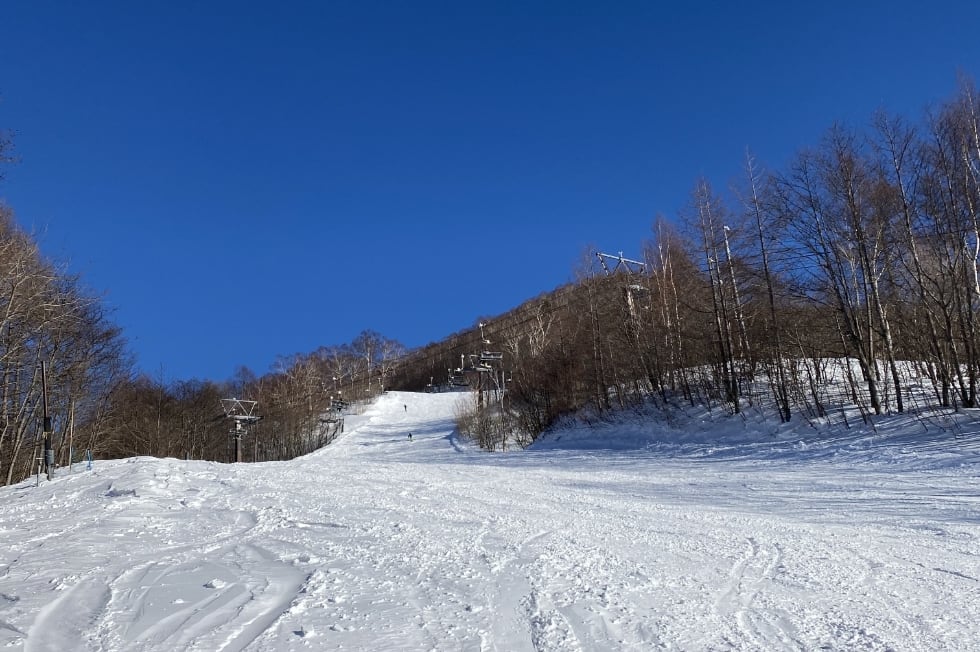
[0,390,977,650]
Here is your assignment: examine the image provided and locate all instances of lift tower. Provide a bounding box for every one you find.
[221,398,261,463]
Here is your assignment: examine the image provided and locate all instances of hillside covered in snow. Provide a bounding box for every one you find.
[0,390,978,651]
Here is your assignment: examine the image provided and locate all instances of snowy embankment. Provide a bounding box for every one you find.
[0,391,978,651]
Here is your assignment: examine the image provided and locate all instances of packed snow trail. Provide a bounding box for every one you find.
[0,391,978,650]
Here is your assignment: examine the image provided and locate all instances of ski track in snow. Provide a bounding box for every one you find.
[1,391,979,650]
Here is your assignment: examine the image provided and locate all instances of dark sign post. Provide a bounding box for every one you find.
[41,361,54,481]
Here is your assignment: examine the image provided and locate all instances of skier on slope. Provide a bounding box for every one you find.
[408,432,413,441]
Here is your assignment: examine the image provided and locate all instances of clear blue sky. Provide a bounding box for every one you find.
[3,1,979,382]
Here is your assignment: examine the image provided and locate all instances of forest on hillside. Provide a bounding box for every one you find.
[5,80,980,481]
[394,80,980,449]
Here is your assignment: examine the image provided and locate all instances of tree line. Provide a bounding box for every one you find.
[387,79,980,449]
[92,330,405,466]
[0,203,129,484]
[3,126,423,483]
[1,190,406,483]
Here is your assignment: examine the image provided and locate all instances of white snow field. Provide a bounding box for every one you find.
[1,390,978,651]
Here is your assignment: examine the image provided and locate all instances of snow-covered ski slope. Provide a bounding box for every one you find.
[1,390,978,651]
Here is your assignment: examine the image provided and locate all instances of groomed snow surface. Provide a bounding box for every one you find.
[1,390,978,651]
